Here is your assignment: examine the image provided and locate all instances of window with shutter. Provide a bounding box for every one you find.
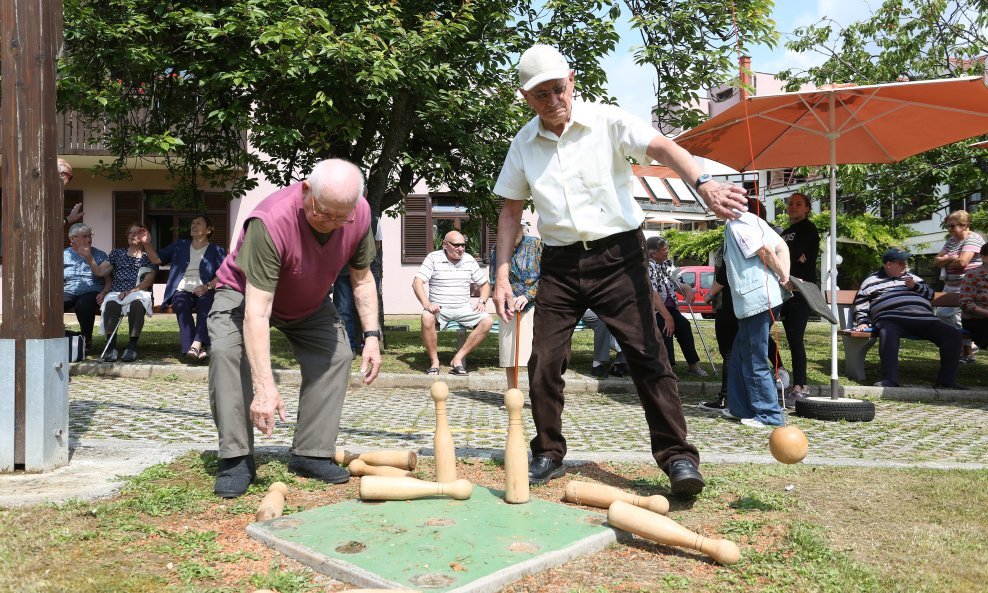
[402,194,431,264]
[112,190,230,251]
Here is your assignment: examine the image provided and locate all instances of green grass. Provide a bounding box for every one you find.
[1,455,985,592]
[72,314,988,388]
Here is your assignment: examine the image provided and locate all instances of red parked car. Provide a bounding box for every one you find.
[675,266,715,318]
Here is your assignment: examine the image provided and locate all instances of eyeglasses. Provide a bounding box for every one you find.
[71,234,92,239]
[444,240,466,248]
[59,170,72,181]
[947,224,964,229]
[529,81,567,102]
[308,195,355,225]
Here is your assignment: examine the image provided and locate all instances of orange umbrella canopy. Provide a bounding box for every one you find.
[675,74,988,171]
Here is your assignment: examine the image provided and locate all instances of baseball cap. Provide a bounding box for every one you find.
[882,248,911,263]
[518,45,570,91]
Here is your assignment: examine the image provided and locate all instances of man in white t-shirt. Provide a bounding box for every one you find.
[722,199,791,428]
[491,44,749,496]
[413,230,493,376]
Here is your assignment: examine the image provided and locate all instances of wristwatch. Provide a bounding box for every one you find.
[694,173,713,190]
[362,330,381,340]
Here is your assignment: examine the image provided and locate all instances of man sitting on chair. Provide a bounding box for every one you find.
[413,231,493,376]
[853,248,964,389]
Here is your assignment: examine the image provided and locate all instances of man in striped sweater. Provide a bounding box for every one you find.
[853,248,964,389]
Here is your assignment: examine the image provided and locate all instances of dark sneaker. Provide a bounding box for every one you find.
[783,391,798,410]
[121,345,138,362]
[668,459,704,497]
[287,455,350,484]
[101,349,118,363]
[873,380,899,387]
[590,365,608,379]
[528,455,566,485]
[608,362,627,377]
[697,395,726,412]
[214,455,256,498]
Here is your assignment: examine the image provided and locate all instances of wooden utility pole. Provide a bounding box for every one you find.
[1,0,68,471]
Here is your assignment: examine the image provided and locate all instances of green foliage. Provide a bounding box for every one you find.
[777,0,988,218]
[664,211,915,286]
[624,0,778,134]
[58,0,779,223]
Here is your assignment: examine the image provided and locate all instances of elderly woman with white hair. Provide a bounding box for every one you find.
[64,222,112,354]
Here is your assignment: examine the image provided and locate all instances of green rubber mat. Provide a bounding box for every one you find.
[247,485,620,592]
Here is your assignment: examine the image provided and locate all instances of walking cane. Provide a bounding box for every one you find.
[99,313,123,362]
[683,299,717,375]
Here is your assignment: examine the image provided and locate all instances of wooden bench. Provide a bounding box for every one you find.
[826,289,965,381]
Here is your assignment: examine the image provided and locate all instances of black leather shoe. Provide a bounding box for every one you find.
[214,455,256,498]
[608,362,627,377]
[288,454,350,484]
[528,455,566,485]
[667,459,705,498]
[591,365,608,379]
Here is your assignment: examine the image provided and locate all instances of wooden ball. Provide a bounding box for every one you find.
[769,426,808,464]
[430,380,449,402]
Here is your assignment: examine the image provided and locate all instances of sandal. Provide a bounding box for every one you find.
[186,346,201,362]
[425,367,440,376]
[449,365,468,376]
[197,348,209,361]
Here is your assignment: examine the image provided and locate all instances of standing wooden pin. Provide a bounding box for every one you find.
[503,388,529,503]
[431,381,456,482]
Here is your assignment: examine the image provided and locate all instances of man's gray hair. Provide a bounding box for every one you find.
[307,158,365,203]
[68,222,91,238]
[646,236,667,251]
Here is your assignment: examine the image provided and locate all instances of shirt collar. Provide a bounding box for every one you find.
[527,100,593,141]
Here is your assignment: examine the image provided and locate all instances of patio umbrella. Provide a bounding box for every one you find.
[675,73,988,408]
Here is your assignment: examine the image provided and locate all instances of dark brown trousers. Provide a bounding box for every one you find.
[528,229,700,472]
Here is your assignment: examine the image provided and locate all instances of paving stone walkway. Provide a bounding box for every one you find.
[68,374,988,467]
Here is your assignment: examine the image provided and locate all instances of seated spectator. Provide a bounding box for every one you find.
[140,215,226,362]
[853,248,964,389]
[581,309,626,378]
[646,236,708,377]
[413,231,493,376]
[489,225,541,389]
[100,223,158,363]
[63,223,112,354]
[959,243,988,350]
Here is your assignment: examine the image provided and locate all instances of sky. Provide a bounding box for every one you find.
[603,0,880,121]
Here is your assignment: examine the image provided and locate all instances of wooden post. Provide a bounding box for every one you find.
[1,0,68,470]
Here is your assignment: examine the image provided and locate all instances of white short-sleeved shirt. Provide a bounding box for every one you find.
[415,250,487,308]
[493,101,660,246]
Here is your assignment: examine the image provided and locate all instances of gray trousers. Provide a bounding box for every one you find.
[582,309,626,364]
[207,288,352,459]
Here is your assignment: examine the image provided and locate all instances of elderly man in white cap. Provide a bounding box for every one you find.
[491,44,749,497]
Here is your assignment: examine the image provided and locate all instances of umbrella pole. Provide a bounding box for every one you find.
[829,126,840,399]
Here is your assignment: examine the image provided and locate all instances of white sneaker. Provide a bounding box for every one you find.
[687,366,710,377]
[740,418,770,429]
